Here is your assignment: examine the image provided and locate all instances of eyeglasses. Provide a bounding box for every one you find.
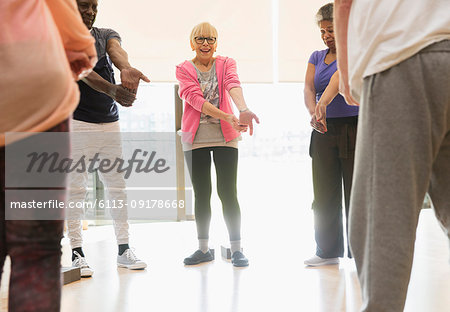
[194,37,216,45]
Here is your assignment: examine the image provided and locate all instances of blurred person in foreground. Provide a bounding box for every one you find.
[334,0,450,310]
[0,0,96,311]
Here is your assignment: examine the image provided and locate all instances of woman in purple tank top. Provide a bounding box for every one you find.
[303,3,359,267]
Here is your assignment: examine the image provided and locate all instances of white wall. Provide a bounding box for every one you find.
[94,0,332,83]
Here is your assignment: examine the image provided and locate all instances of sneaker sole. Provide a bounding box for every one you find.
[183,257,214,265]
[80,270,93,277]
[232,262,249,267]
[304,260,339,267]
[117,263,147,270]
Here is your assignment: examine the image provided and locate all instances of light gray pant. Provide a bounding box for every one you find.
[67,120,129,248]
[349,40,450,312]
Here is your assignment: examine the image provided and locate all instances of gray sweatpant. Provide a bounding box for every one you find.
[349,40,450,312]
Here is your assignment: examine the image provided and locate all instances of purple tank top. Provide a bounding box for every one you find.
[309,49,359,118]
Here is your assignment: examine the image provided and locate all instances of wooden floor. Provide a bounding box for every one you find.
[2,213,449,312]
[1,159,450,311]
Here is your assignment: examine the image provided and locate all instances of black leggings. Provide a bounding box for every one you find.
[184,147,241,241]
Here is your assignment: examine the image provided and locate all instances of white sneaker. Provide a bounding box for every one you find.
[117,248,147,270]
[304,255,339,267]
[72,251,94,277]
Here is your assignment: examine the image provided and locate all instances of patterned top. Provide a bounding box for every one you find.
[190,61,221,124]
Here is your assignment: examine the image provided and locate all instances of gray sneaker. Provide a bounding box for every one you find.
[117,249,147,270]
[231,251,249,267]
[184,249,214,265]
[72,251,94,277]
[304,255,339,267]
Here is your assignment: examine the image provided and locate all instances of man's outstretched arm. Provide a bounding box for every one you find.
[82,71,136,107]
[106,38,150,93]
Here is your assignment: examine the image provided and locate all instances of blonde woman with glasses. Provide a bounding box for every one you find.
[176,22,259,267]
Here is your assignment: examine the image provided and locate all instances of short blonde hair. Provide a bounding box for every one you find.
[190,22,218,45]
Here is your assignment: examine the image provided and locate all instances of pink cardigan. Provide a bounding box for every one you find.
[176,56,242,144]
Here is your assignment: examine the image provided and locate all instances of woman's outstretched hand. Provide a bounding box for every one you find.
[225,114,248,132]
[239,110,260,135]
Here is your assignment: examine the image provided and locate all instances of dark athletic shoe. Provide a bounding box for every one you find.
[184,249,214,265]
[231,251,249,267]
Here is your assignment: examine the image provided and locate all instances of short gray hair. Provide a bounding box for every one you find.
[316,3,334,25]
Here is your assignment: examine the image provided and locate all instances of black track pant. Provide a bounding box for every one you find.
[310,117,358,258]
